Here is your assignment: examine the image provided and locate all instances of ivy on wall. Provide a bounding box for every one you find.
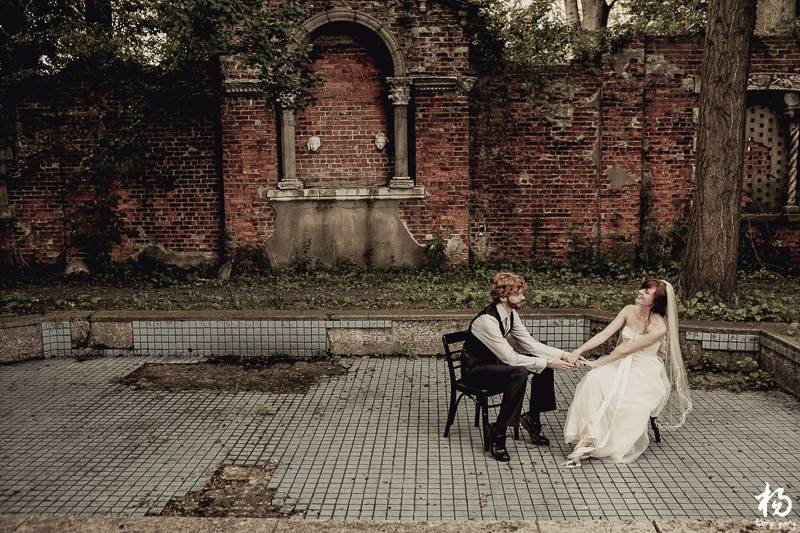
[1,0,316,266]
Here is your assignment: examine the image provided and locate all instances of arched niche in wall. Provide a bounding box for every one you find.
[277,8,416,193]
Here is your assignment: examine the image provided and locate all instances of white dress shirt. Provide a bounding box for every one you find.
[470,304,567,373]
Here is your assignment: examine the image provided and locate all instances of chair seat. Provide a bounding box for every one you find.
[454,379,490,395]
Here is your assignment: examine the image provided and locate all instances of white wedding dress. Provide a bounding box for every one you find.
[563,324,671,463]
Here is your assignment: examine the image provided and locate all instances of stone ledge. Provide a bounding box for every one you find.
[263,186,425,201]
[1,308,798,338]
[0,516,785,532]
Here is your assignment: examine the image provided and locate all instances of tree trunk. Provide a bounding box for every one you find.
[679,0,757,302]
[579,0,611,31]
[564,0,581,28]
[755,0,796,34]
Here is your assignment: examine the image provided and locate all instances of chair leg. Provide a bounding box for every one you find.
[513,424,519,440]
[481,397,491,452]
[443,386,458,438]
[650,416,661,443]
[474,402,480,428]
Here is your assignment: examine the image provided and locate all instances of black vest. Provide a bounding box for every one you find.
[462,303,514,372]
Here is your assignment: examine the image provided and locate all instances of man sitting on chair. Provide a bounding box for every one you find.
[462,272,575,462]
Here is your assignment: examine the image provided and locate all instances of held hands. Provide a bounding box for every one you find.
[550,351,606,370]
[560,350,603,369]
[564,350,583,365]
[548,357,576,370]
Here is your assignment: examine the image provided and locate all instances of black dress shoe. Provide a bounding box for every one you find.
[521,413,550,446]
[489,423,511,462]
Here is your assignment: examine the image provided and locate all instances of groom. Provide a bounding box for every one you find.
[461,272,575,462]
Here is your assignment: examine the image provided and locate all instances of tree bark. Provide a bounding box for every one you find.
[579,0,612,31]
[679,0,757,302]
[755,0,795,34]
[564,0,581,28]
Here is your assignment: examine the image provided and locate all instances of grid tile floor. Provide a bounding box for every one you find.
[0,356,798,520]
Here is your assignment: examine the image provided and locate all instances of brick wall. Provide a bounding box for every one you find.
[470,37,800,263]
[220,0,473,260]
[1,85,221,266]
[4,3,800,269]
[220,96,278,247]
[115,111,221,259]
[2,99,65,263]
[276,0,470,76]
[295,28,394,187]
[469,69,602,261]
[400,90,471,261]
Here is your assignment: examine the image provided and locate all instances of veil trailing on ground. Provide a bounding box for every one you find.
[654,280,693,429]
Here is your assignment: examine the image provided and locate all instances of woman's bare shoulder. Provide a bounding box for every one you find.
[650,313,667,332]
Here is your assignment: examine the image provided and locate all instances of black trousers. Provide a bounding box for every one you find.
[461,364,556,429]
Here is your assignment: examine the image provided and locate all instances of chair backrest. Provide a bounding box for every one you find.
[442,330,470,383]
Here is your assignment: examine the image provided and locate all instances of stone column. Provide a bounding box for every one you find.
[278,107,302,190]
[784,93,800,213]
[387,77,413,189]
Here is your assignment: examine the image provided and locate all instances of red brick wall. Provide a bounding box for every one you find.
[220,96,278,246]
[2,98,65,263]
[6,9,800,269]
[114,112,221,259]
[2,87,221,266]
[281,0,471,76]
[295,28,394,187]
[599,45,645,246]
[470,38,800,263]
[777,225,800,264]
[220,1,473,258]
[469,69,602,260]
[641,40,702,226]
[400,90,471,261]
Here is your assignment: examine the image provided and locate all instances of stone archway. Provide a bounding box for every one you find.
[294,9,407,77]
[277,8,412,191]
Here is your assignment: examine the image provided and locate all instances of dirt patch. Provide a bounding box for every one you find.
[688,371,775,393]
[118,356,349,393]
[161,464,290,518]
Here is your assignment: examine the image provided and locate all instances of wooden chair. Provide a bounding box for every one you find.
[441,330,519,451]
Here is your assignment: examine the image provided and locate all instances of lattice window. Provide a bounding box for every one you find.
[744,101,787,213]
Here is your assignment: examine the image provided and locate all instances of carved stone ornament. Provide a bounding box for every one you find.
[748,72,800,92]
[458,76,477,93]
[785,92,800,113]
[374,132,388,150]
[307,136,321,153]
[387,77,412,106]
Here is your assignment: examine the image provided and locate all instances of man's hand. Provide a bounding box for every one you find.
[563,350,583,365]
[547,358,574,371]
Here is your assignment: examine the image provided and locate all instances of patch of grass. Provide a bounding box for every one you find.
[2,263,799,323]
[687,354,776,392]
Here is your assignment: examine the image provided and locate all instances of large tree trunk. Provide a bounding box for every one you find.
[564,0,581,28]
[580,0,612,31]
[679,0,757,302]
[755,0,795,34]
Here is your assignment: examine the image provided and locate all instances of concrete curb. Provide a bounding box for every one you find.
[0,516,789,533]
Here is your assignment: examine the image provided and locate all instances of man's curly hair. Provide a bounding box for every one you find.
[490,272,528,303]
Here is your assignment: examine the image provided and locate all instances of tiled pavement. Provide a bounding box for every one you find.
[0,356,798,521]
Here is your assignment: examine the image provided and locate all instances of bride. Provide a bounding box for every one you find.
[562,279,692,467]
